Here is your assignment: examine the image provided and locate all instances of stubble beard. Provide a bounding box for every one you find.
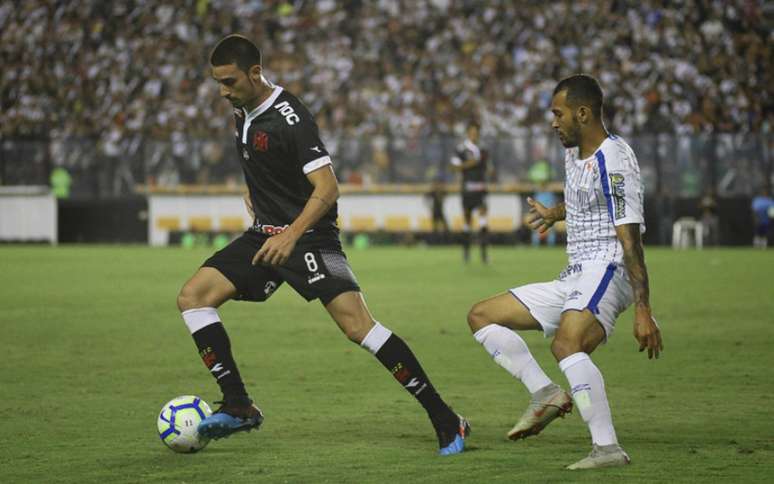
[561,119,581,148]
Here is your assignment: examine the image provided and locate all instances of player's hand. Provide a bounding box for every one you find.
[252,230,299,266]
[633,307,663,359]
[526,197,556,233]
[243,194,255,219]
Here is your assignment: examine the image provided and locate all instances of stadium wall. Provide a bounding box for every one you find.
[58,197,148,244]
[0,190,757,246]
[146,192,524,246]
[0,186,57,243]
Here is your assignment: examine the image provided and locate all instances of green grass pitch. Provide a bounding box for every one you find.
[2,245,773,483]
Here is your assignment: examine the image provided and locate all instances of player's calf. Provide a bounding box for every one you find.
[466,301,491,333]
[359,322,468,453]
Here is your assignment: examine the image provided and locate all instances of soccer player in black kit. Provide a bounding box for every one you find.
[176,35,469,455]
[450,122,489,263]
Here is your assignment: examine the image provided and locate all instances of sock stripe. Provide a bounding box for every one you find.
[182,307,220,334]
[360,321,392,354]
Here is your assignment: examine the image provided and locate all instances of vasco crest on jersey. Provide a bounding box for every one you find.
[253,131,269,152]
[610,173,626,218]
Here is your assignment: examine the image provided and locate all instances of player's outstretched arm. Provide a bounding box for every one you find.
[252,166,339,266]
[615,223,663,359]
[526,197,565,233]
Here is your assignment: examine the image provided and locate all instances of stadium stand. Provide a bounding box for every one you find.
[1,0,770,197]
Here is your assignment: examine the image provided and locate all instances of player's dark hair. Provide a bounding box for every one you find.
[210,35,262,73]
[553,74,604,118]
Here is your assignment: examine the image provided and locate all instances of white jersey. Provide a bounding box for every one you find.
[564,135,645,265]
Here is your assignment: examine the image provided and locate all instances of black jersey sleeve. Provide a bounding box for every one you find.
[281,99,332,175]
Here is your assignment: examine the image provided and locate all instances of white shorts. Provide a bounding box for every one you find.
[509,261,633,339]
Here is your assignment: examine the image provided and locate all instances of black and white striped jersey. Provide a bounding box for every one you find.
[453,139,487,193]
[233,85,337,235]
[563,135,645,265]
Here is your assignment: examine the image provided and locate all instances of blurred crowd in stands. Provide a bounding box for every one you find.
[1,0,771,195]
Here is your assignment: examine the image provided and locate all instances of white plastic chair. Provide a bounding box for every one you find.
[672,217,704,249]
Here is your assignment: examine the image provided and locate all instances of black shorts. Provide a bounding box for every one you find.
[202,230,360,305]
[462,191,487,212]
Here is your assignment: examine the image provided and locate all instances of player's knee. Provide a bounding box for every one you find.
[177,284,203,312]
[343,323,372,344]
[339,315,375,344]
[581,339,600,355]
[551,335,582,361]
[467,302,490,333]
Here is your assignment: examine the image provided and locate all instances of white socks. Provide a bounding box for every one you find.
[474,325,619,446]
[473,324,552,394]
[559,352,618,446]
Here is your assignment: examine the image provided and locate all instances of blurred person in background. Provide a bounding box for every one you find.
[450,121,489,263]
[530,183,558,247]
[528,160,558,247]
[426,177,449,239]
[752,187,773,248]
[699,192,719,246]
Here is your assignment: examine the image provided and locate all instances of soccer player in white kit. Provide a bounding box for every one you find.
[467,74,663,470]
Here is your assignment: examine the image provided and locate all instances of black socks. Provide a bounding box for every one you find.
[373,334,457,427]
[192,322,249,404]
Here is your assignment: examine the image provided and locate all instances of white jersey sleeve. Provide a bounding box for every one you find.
[596,137,644,226]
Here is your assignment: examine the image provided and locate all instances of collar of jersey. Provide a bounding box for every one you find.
[576,137,611,163]
[242,85,284,122]
[241,85,284,143]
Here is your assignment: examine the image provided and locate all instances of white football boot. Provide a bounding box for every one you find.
[507,383,573,440]
[566,443,631,470]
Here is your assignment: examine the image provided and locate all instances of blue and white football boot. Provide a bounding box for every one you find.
[197,399,264,440]
[438,414,471,456]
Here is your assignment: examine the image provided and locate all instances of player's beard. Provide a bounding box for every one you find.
[559,118,581,148]
[225,96,242,108]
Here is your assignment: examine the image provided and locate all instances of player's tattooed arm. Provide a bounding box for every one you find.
[616,223,663,359]
[243,193,255,219]
[617,223,649,308]
[526,198,565,233]
[293,166,339,234]
[252,166,339,267]
[309,195,332,208]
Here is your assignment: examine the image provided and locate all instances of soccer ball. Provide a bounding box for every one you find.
[157,395,212,453]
